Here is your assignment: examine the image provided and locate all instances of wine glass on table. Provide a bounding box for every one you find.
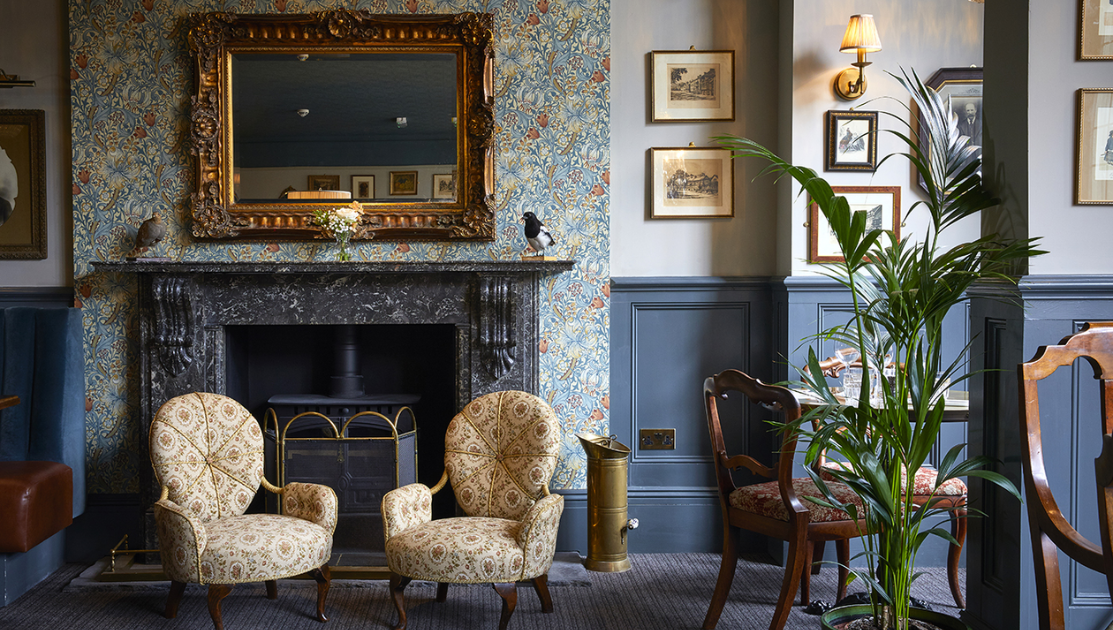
[834,347,860,401]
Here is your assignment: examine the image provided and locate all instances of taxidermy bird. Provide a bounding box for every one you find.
[130,212,166,257]
[520,211,555,256]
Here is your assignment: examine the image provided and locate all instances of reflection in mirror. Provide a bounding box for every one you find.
[232,53,458,202]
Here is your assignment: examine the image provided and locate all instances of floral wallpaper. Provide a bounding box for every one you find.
[70,0,610,493]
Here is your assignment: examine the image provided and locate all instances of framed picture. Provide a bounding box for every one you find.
[1081,0,1113,60]
[918,68,982,192]
[0,110,45,259]
[389,171,418,195]
[809,186,901,263]
[350,175,375,199]
[650,50,735,122]
[431,173,456,200]
[649,147,734,218]
[1077,88,1113,204]
[308,174,340,191]
[826,110,879,171]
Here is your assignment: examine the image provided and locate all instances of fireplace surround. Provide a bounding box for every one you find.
[95,259,573,552]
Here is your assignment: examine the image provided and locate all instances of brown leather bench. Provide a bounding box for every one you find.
[0,461,73,553]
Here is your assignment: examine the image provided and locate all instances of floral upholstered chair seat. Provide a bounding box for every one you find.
[728,478,864,523]
[381,390,564,630]
[149,392,338,630]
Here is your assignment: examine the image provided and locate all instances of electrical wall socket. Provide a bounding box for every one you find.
[639,428,675,450]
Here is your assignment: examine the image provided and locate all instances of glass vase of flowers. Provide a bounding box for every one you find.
[311,201,364,261]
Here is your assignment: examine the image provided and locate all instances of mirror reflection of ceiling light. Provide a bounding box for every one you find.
[296,54,309,61]
[296,109,309,117]
[396,117,408,128]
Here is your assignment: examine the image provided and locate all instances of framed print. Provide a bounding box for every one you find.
[389,171,418,195]
[918,68,982,192]
[809,186,900,263]
[307,174,340,191]
[1081,0,1113,60]
[650,50,735,122]
[649,147,734,218]
[431,173,456,200]
[1077,88,1113,204]
[350,175,375,199]
[826,110,879,171]
[0,110,45,259]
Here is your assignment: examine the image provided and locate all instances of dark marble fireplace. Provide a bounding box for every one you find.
[95,259,573,550]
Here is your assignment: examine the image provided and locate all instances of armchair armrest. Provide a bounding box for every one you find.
[516,494,565,580]
[152,495,207,583]
[280,482,338,534]
[381,483,433,543]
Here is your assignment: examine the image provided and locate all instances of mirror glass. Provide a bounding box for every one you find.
[232,52,459,202]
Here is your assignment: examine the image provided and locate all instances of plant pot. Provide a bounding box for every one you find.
[820,604,970,630]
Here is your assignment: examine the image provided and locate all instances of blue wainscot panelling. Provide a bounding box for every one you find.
[966,276,1113,630]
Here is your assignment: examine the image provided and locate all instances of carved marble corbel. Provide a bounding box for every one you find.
[477,276,516,380]
[152,276,194,377]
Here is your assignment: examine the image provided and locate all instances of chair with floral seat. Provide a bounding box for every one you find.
[149,392,338,630]
[381,390,564,630]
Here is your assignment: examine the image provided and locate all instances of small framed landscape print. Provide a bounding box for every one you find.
[432,173,456,200]
[650,50,735,122]
[919,68,982,192]
[308,174,340,191]
[826,110,878,171]
[350,175,375,199]
[649,147,734,219]
[389,171,418,196]
[809,186,900,263]
[0,109,46,259]
[1077,88,1113,204]
[1081,0,1113,60]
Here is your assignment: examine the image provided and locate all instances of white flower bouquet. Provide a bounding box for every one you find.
[312,201,364,261]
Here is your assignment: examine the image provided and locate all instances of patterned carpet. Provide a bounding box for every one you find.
[0,554,963,630]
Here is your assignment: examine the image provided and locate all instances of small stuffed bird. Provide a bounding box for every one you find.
[520,211,555,255]
[133,212,166,252]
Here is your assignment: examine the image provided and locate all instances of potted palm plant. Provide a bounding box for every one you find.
[716,70,1042,630]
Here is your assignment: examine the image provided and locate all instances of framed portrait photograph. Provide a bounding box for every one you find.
[918,68,982,192]
[1077,88,1113,204]
[1081,0,1113,60]
[308,174,340,191]
[649,147,734,219]
[0,110,46,259]
[350,175,375,199]
[650,50,735,122]
[389,171,418,196]
[431,173,456,200]
[826,110,879,171]
[809,186,901,263]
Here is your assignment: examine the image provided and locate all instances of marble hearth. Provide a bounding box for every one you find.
[94,259,573,546]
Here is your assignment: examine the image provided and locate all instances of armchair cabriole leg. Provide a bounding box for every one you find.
[436,582,448,602]
[265,580,277,600]
[493,583,518,630]
[207,584,233,630]
[164,580,186,618]
[389,573,411,630]
[310,564,331,622]
[531,574,553,613]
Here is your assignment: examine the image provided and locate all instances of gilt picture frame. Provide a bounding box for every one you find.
[809,186,900,263]
[432,173,456,200]
[826,110,878,172]
[1077,88,1113,204]
[389,171,418,196]
[650,50,735,122]
[308,174,340,191]
[917,68,982,192]
[649,147,734,218]
[351,175,375,199]
[0,109,46,260]
[1081,0,1113,60]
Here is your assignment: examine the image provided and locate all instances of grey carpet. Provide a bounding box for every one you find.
[0,554,963,629]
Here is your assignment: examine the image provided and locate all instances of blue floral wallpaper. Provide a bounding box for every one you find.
[70,0,610,493]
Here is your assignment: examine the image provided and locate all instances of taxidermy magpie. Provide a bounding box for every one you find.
[520,211,555,255]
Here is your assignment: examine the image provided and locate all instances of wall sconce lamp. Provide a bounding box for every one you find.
[0,69,35,89]
[834,14,882,101]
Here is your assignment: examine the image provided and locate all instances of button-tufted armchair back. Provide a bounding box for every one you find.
[443,390,560,521]
[149,392,265,523]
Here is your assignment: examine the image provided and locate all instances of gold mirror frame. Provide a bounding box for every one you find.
[188,10,495,241]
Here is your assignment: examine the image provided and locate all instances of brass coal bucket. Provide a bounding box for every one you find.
[577,432,638,572]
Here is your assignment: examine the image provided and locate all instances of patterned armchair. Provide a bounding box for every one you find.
[149,393,338,630]
[382,391,564,630]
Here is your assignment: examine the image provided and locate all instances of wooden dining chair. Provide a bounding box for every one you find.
[1019,322,1113,630]
[702,370,868,630]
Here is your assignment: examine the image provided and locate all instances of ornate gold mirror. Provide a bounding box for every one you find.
[189,10,494,241]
